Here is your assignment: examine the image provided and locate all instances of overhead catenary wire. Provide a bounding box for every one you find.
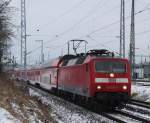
[87,6,150,36]
[57,0,106,37]
[91,0,130,22]
[31,0,150,41]
[0,0,12,13]
[87,36,120,55]
[35,0,127,43]
[90,15,150,38]
[31,0,129,44]
[32,0,119,39]
[25,0,105,55]
[39,0,88,31]
[135,29,150,36]
[28,10,150,58]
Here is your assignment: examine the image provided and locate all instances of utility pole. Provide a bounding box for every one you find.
[120,0,125,58]
[129,0,135,79]
[21,0,27,68]
[36,40,44,64]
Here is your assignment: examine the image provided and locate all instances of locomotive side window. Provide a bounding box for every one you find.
[95,61,126,73]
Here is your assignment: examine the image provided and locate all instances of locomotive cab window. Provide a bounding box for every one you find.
[95,61,126,73]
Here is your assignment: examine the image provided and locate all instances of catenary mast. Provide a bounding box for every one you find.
[120,0,125,58]
[21,0,27,68]
[129,0,135,78]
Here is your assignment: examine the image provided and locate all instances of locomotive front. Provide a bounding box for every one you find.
[87,50,131,105]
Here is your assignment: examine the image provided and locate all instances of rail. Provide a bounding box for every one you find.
[130,99,150,109]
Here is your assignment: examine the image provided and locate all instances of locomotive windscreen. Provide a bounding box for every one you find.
[95,61,126,73]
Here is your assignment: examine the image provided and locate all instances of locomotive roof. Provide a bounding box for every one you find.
[59,49,117,66]
[14,49,127,70]
[60,49,114,59]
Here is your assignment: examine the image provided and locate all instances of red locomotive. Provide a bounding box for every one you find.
[10,49,131,106]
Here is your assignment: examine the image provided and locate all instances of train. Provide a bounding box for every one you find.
[9,49,131,107]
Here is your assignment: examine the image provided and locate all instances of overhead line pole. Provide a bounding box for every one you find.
[122,0,125,58]
[120,0,123,57]
[120,0,125,58]
[21,0,27,68]
[129,0,135,79]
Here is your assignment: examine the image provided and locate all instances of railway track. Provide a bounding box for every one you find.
[24,83,150,123]
[99,101,150,123]
[132,79,150,82]
[98,100,150,123]
[130,99,150,109]
[101,111,146,123]
[114,109,150,123]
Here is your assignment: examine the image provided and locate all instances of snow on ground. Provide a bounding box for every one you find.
[131,83,150,102]
[29,89,113,123]
[0,107,21,123]
[0,75,57,123]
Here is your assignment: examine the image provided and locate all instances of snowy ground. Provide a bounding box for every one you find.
[0,74,56,123]
[0,107,20,123]
[29,88,113,123]
[132,81,150,102]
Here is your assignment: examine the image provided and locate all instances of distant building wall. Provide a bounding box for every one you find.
[135,63,150,79]
[144,64,150,78]
[135,67,144,78]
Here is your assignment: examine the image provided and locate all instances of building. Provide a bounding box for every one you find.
[135,63,150,79]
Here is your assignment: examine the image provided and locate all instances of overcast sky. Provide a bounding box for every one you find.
[9,0,150,65]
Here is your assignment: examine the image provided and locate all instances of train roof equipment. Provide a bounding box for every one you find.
[59,49,115,66]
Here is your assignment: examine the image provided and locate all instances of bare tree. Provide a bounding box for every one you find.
[0,0,13,72]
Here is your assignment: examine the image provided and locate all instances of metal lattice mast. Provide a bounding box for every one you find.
[129,0,135,78]
[21,0,27,68]
[120,0,125,58]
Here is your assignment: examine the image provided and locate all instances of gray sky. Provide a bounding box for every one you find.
[10,0,150,65]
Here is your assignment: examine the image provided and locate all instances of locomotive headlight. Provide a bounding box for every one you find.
[123,85,127,90]
[110,73,114,78]
[97,86,101,90]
